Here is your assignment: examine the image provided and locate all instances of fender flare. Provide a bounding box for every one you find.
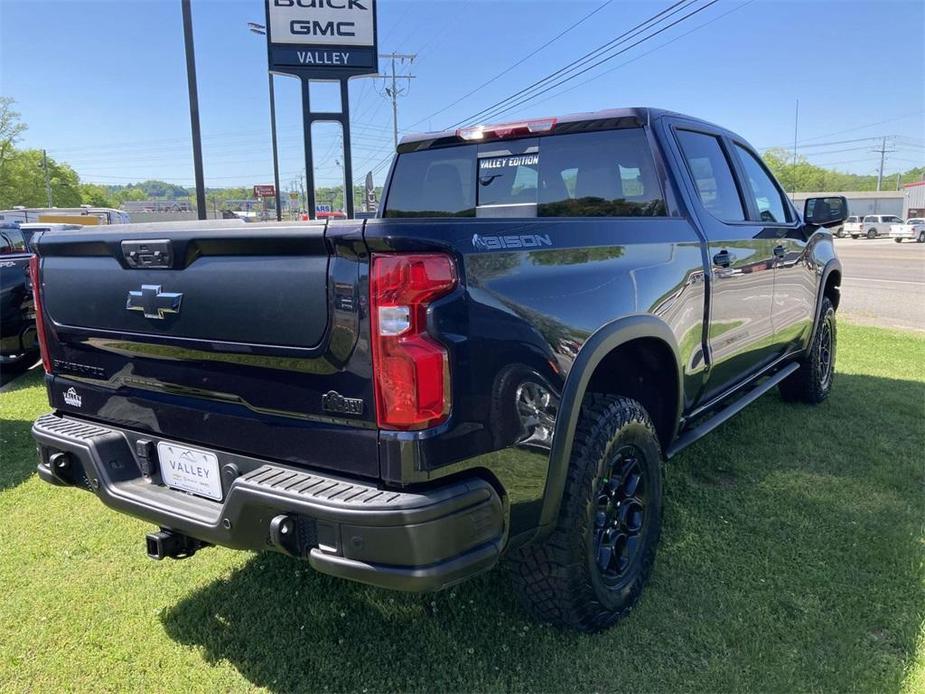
[807,258,842,351]
[535,314,683,535]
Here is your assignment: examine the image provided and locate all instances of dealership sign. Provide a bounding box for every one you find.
[265,0,378,76]
[253,184,276,198]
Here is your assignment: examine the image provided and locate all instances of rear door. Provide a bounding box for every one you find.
[35,221,379,478]
[669,123,778,400]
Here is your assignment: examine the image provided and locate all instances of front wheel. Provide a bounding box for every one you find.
[507,395,663,632]
[867,228,877,239]
[779,296,836,404]
[895,237,903,243]
[918,231,925,243]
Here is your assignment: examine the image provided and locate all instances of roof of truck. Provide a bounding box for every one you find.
[398,107,719,149]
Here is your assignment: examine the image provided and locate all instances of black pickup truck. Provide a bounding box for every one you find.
[30,108,846,631]
[0,223,38,373]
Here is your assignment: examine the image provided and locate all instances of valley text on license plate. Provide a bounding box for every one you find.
[157,442,222,500]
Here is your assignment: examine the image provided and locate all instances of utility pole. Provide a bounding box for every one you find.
[181,0,207,220]
[874,136,894,192]
[790,98,799,195]
[248,23,281,221]
[379,52,416,150]
[41,149,52,207]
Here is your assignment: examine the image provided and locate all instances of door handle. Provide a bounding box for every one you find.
[773,245,786,258]
[713,250,732,268]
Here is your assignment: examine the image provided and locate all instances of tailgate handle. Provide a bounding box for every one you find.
[122,239,173,269]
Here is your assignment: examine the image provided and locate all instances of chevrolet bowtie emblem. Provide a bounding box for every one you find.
[126,285,183,320]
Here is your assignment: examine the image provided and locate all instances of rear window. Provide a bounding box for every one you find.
[0,228,26,255]
[383,128,666,218]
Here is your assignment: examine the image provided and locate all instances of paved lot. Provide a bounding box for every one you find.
[834,237,925,332]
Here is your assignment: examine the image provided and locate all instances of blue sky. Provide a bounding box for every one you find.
[1,0,923,194]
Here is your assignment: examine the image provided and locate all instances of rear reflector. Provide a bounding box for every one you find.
[28,254,52,374]
[457,117,557,141]
[369,253,457,430]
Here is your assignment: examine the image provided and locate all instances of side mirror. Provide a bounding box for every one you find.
[803,196,848,228]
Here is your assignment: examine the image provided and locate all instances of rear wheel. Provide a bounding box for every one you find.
[867,228,877,239]
[507,395,663,632]
[895,237,903,243]
[779,296,836,404]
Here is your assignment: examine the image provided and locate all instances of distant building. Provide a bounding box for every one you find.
[901,181,925,219]
[120,200,192,213]
[788,191,904,218]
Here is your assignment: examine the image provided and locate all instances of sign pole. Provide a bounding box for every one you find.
[181,0,207,221]
[341,79,355,219]
[268,74,282,221]
[301,78,317,219]
[263,0,377,221]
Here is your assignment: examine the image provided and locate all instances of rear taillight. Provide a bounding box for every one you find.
[28,254,51,374]
[369,253,457,430]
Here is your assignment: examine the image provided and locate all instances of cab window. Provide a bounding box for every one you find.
[0,228,26,254]
[676,130,745,222]
[734,144,789,223]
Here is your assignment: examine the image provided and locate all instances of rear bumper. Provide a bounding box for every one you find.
[32,412,505,591]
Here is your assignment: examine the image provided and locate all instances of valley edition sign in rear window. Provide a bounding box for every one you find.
[266,0,378,77]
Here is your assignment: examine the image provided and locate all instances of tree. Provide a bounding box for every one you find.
[0,97,26,170]
[80,183,116,208]
[0,149,81,208]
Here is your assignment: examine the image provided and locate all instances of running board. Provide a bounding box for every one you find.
[666,362,800,458]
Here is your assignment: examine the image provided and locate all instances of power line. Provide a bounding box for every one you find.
[496,0,756,119]
[450,0,714,128]
[405,0,616,131]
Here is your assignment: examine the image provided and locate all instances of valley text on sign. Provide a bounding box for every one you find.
[266,0,378,76]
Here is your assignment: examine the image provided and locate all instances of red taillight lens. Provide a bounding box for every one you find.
[370,253,457,430]
[28,254,52,374]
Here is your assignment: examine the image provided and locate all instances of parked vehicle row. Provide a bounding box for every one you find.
[844,214,905,239]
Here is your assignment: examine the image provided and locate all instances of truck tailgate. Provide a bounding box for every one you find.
[33,221,379,478]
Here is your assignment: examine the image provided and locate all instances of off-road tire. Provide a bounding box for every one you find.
[779,296,836,403]
[507,395,664,632]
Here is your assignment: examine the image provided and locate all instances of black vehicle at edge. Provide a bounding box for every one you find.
[29,108,846,631]
[0,223,38,372]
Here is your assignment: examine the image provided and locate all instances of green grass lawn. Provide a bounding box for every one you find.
[1,323,923,692]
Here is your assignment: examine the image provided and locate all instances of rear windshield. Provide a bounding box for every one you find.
[0,228,26,254]
[383,128,666,218]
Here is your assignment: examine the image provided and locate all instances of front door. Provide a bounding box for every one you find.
[728,141,816,351]
[671,126,779,401]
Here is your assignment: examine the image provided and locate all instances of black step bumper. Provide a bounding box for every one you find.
[32,413,505,591]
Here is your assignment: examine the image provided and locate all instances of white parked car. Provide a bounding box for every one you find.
[890,218,925,243]
[852,214,903,239]
[840,215,863,238]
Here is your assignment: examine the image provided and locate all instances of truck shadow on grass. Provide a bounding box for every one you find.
[161,371,925,692]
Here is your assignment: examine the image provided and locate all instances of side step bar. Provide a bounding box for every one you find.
[667,362,799,458]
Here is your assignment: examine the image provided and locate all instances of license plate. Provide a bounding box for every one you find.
[157,442,222,501]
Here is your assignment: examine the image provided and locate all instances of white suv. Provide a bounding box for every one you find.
[854,214,903,239]
[890,218,925,243]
